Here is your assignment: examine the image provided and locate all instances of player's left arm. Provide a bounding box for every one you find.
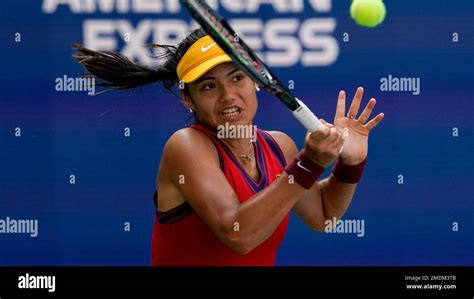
[269,87,384,231]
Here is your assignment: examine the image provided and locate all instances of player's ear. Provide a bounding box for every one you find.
[180,90,196,112]
[254,82,260,92]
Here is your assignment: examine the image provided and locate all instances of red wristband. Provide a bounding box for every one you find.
[284,150,326,189]
[331,158,367,184]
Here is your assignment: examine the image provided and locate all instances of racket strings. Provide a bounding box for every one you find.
[197,2,256,68]
[191,0,275,86]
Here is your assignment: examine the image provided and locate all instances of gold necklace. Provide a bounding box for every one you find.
[238,141,254,164]
[224,140,254,164]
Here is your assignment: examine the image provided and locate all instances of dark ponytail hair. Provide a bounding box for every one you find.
[73,28,207,94]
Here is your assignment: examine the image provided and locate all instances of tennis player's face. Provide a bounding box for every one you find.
[186,62,258,128]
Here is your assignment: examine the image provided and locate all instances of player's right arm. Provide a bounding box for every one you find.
[158,126,340,255]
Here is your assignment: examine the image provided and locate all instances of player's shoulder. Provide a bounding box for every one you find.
[263,130,298,159]
[166,127,205,144]
[264,130,295,148]
[162,127,218,164]
[164,127,213,153]
[264,130,292,144]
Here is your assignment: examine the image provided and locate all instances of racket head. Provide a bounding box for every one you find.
[180,0,300,110]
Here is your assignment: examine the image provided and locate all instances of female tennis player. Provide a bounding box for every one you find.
[74,28,384,266]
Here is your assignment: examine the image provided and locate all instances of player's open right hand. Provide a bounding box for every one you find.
[303,119,344,168]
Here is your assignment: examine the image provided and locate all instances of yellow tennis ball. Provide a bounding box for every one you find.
[350,0,386,28]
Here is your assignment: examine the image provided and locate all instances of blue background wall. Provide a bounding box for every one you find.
[0,0,472,265]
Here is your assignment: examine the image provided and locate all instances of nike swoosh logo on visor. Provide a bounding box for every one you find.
[297,160,311,173]
[201,43,216,53]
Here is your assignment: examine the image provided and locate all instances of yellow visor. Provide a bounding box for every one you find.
[176,35,233,83]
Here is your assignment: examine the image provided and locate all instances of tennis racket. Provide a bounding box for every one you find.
[179,0,323,132]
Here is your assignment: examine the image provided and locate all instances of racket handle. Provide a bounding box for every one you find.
[292,99,323,132]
